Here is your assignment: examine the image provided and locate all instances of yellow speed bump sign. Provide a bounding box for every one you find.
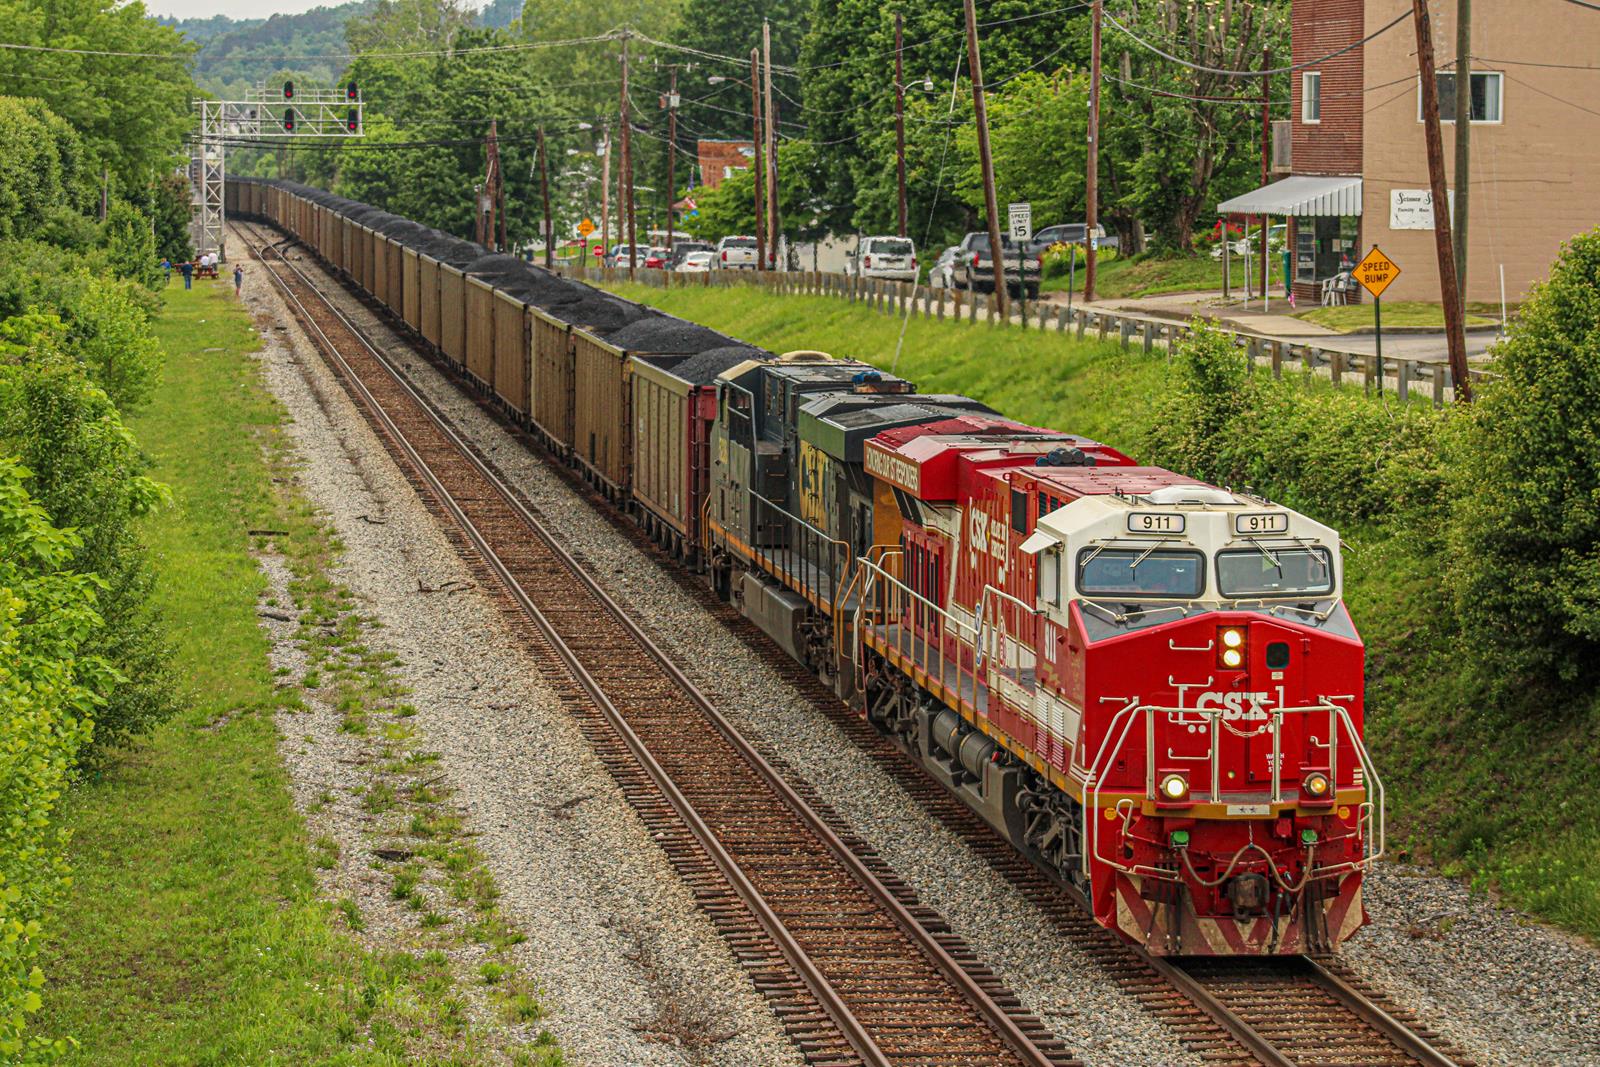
[1355,246,1400,300]
[578,217,596,237]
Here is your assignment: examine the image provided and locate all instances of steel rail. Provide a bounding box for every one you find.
[1302,957,1461,1067]
[237,222,1065,1067]
[1145,953,1298,1067]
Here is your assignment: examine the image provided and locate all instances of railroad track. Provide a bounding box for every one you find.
[238,221,1475,1067]
[236,222,1076,1067]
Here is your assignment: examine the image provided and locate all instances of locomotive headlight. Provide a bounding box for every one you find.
[1221,628,1244,649]
[1158,773,1189,802]
[1221,647,1244,668]
[1303,772,1332,799]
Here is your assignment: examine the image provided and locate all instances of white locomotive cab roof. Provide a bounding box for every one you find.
[1028,492,1343,602]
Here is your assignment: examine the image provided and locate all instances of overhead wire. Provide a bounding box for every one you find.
[1102,9,1408,78]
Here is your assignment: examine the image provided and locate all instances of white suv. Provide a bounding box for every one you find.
[850,235,917,282]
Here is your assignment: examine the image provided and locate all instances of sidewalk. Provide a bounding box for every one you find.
[1056,289,1500,363]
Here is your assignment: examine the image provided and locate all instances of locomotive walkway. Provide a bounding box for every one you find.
[234,221,1075,1067]
[236,213,1476,1067]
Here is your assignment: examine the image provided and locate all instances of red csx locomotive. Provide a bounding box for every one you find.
[233,178,1382,956]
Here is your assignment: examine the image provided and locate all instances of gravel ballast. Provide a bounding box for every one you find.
[253,230,1600,1067]
[237,233,803,1067]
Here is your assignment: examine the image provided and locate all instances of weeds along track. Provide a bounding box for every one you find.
[239,222,1475,1067]
[236,223,1077,1067]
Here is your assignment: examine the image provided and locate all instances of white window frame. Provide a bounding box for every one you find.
[1301,70,1322,124]
[1419,70,1504,124]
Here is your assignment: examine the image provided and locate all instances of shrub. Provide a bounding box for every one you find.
[1145,319,1447,530]
[102,202,161,292]
[0,314,173,757]
[1443,228,1600,697]
[0,456,107,1060]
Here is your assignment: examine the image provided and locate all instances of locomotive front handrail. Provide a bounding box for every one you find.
[1081,701,1384,880]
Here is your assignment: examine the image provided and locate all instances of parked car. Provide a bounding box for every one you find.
[668,240,714,270]
[1028,223,1117,256]
[678,250,715,273]
[605,243,645,268]
[715,235,759,270]
[928,246,961,289]
[847,235,918,282]
[950,232,1041,298]
[643,247,669,269]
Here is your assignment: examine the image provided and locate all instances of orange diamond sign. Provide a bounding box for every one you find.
[1354,246,1401,300]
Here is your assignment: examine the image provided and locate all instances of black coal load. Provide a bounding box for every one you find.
[602,315,738,355]
[668,344,772,384]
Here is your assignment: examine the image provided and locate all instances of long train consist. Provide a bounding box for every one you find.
[229,179,1384,957]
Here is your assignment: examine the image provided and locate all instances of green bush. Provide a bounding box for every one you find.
[0,456,107,1060]
[1443,228,1600,695]
[0,314,173,757]
[101,202,161,292]
[1144,320,1446,530]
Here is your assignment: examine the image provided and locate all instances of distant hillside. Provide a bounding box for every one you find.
[168,0,520,97]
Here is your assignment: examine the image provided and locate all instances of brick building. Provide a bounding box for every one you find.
[1219,0,1600,304]
[696,139,757,190]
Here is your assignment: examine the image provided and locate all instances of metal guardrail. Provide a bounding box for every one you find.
[560,261,1479,406]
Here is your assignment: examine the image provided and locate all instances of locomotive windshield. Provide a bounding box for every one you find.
[1216,546,1334,597]
[1077,548,1204,599]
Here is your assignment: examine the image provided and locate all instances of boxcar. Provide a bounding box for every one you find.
[631,347,763,562]
[530,310,575,455]
[419,256,442,347]
[492,290,530,419]
[572,317,739,500]
[402,247,421,332]
[439,265,467,368]
[464,275,496,389]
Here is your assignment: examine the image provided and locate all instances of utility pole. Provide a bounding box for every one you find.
[600,119,611,266]
[751,48,766,268]
[100,164,108,222]
[538,126,553,269]
[1084,0,1103,304]
[1412,0,1472,402]
[1260,47,1271,302]
[485,119,502,253]
[894,11,908,238]
[763,19,780,270]
[666,66,679,259]
[621,33,637,276]
[1453,0,1471,303]
[963,0,1007,318]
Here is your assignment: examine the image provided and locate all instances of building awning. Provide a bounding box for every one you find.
[1217,175,1362,217]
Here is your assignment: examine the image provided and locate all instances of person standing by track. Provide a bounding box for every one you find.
[233,263,243,297]
[179,259,193,290]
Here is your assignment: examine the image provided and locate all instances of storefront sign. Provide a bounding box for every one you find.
[1389,188,1455,230]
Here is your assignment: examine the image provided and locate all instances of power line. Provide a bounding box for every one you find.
[1103,9,1408,78]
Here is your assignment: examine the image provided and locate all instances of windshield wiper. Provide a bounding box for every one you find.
[1128,539,1169,572]
[1244,536,1282,572]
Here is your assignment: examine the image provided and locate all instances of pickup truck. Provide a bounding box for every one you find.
[716,235,759,270]
[950,232,1041,298]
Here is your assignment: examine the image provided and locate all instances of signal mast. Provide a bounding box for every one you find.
[191,80,366,260]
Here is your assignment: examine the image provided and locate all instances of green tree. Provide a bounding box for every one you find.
[953,72,1088,233]
[150,174,194,265]
[0,314,172,757]
[0,97,67,239]
[1444,229,1600,699]
[0,1,195,195]
[102,202,161,291]
[1098,0,1288,252]
[0,455,106,1062]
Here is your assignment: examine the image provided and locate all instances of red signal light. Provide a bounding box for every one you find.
[346,108,358,132]
[346,81,359,101]
[283,108,296,132]
[283,80,295,100]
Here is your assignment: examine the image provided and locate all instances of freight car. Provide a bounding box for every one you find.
[230,179,1383,958]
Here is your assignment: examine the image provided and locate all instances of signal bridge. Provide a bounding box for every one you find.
[192,82,364,259]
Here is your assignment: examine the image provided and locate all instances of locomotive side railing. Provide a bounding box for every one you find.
[1081,701,1385,882]
[744,489,853,614]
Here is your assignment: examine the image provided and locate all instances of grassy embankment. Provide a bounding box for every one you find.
[1295,301,1497,332]
[1042,253,1250,299]
[602,281,1600,942]
[39,280,559,1063]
